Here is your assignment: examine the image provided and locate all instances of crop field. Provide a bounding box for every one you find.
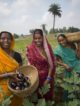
[1,34,80,106]
[14,34,57,65]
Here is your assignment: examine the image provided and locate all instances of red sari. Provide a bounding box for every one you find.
[26,37,55,100]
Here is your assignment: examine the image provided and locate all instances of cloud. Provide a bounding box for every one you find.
[67,11,75,18]
[71,0,80,6]
[0,0,80,34]
[37,12,53,31]
[0,1,11,16]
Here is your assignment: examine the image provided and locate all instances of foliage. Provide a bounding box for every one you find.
[1,95,13,106]
[14,33,19,39]
[49,26,80,34]
[55,66,80,106]
[0,86,13,106]
[29,29,34,34]
[0,83,54,106]
[67,27,80,33]
[48,3,62,32]
[39,84,50,97]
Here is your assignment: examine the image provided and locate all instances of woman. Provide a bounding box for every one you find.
[0,31,23,106]
[26,29,55,100]
[54,34,80,78]
[54,34,80,102]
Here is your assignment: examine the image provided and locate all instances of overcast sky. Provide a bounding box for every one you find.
[0,0,80,35]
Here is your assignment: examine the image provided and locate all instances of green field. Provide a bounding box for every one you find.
[14,35,58,65]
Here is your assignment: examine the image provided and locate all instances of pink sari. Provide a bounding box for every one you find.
[26,36,55,100]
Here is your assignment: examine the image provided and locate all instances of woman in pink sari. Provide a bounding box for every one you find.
[26,29,55,100]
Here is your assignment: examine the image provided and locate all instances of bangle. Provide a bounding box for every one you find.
[47,76,52,81]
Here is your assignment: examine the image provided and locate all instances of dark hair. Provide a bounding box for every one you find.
[33,29,43,37]
[0,31,13,40]
[57,33,67,40]
[57,33,76,49]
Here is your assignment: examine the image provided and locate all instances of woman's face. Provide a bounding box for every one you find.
[33,33,43,47]
[58,36,67,47]
[0,33,12,49]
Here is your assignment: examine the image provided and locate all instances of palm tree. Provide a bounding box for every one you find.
[48,3,62,33]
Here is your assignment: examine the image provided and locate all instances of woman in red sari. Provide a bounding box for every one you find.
[26,29,55,100]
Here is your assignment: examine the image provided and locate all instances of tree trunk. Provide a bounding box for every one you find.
[53,15,55,33]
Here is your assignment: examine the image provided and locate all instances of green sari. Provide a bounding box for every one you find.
[54,45,80,77]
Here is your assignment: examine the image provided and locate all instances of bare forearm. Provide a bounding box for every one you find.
[48,69,52,77]
[0,72,16,79]
[0,73,8,78]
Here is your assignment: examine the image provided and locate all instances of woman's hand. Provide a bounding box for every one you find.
[44,79,50,85]
[44,75,52,85]
[64,64,72,71]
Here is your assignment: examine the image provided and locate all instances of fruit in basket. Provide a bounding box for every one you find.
[9,72,31,90]
[17,72,24,80]
[10,81,17,89]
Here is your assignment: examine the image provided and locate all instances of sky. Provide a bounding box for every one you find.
[0,0,80,35]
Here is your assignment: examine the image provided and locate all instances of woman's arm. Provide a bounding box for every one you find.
[44,65,54,84]
[0,72,17,79]
[56,56,72,71]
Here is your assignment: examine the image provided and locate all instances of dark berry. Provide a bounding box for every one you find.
[25,77,29,80]
[17,81,25,90]
[15,86,20,90]
[10,81,17,89]
[17,72,24,79]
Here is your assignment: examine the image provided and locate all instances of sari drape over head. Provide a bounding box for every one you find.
[26,36,55,100]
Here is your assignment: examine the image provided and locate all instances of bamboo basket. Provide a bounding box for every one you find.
[8,65,39,97]
[66,32,80,42]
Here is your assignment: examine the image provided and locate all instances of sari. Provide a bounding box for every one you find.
[54,44,80,77]
[0,35,23,105]
[26,36,55,100]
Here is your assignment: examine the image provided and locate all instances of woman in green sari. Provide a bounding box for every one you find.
[54,34,80,77]
[54,34,80,102]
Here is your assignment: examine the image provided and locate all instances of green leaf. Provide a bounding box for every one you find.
[39,84,50,96]
[29,93,38,103]
[23,99,33,106]
[46,101,54,106]
[56,66,64,74]
[60,83,73,91]
[68,100,79,106]
[2,95,13,106]
[36,99,46,106]
[68,93,76,99]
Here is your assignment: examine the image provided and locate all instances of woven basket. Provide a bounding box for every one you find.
[8,65,39,97]
[66,32,80,42]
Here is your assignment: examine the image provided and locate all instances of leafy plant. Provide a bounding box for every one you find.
[54,66,80,106]
[0,86,13,106]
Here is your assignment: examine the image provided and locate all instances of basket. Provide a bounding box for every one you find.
[8,65,39,97]
[66,32,80,42]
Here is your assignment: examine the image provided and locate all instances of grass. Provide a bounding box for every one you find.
[14,35,57,52]
[14,34,57,65]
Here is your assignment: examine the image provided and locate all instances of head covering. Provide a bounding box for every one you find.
[26,29,55,73]
[0,31,19,74]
